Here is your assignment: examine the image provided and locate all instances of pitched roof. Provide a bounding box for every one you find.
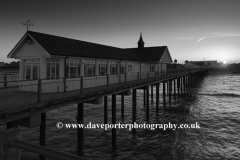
[124,46,168,61]
[11,31,170,62]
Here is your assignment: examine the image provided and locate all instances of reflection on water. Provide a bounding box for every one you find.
[15,74,240,159]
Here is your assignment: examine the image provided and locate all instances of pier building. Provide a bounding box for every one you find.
[7,31,172,93]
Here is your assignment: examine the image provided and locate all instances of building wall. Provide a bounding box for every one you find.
[12,41,48,58]
[160,50,172,63]
[126,61,140,73]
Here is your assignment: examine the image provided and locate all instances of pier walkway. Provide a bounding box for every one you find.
[0,68,205,124]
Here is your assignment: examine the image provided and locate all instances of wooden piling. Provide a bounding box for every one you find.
[151,85,153,104]
[143,89,146,107]
[173,79,176,100]
[169,80,171,104]
[166,81,169,94]
[77,103,84,156]
[112,94,116,149]
[40,112,46,160]
[132,89,136,137]
[146,86,149,123]
[188,75,190,88]
[104,96,108,124]
[121,94,124,122]
[188,75,190,89]
[177,78,180,97]
[183,76,187,93]
[180,77,183,94]
[163,81,166,110]
[156,83,159,114]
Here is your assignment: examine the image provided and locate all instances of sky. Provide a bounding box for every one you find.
[0,0,240,63]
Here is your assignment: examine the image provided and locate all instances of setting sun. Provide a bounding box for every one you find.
[223,61,227,64]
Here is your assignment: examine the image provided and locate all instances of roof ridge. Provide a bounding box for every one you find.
[124,46,167,49]
[28,31,121,50]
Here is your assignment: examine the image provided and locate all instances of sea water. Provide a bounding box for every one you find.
[17,74,240,159]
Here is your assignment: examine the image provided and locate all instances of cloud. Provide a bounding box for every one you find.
[196,37,205,42]
[197,32,240,42]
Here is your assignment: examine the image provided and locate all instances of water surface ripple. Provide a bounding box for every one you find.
[8,74,240,159]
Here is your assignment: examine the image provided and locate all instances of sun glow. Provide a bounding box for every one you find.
[223,61,227,64]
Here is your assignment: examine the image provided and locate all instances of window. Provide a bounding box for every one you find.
[110,65,117,75]
[23,58,40,80]
[120,66,125,74]
[32,65,39,79]
[85,65,95,77]
[120,62,125,74]
[128,65,132,71]
[84,59,96,77]
[99,66,107,76]
[47,59,60,79]
[66,59,80,78]
[98,60,107,76]
[25,65,31,79]
[150,66,155,72]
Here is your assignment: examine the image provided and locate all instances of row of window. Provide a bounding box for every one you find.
[22,58,159,80]
[22,63,150,80]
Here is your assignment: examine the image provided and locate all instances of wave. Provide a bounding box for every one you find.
[197,93,240,97]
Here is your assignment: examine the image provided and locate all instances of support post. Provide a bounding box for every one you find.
[180,77,183,94]
[143,89,146,108]
[186,75,188,90]
[104,96,108,124]
[125,73,127,86]
[156,83,159,114]
[147,72,149,82]
[166,81,168,94]
[40,112,46,160]
[112,94,116,149]
[188,74,192,88]
[163,81,166,110]
[146,86,149,123]
[169,80,171,104]
[138,72,140,83]
[173,79,176,100]
[107,75,109,90]
[183,76,185,93]
[63,78,66,92]
[121,94,124,122]
[177,78,180,97]
[80,76,83,95]
[38,79,42,103]
[132,89,136,137]
[151,85,153,104]
[77,103,84,156]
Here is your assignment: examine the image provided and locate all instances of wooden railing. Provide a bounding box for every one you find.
[0,68,206,112]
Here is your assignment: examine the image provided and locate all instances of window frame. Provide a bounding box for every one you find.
[110,65,117,75]
[22,58,40,80]
[47,59,60,80]
[150,66,155,72]
[128,65,132,71]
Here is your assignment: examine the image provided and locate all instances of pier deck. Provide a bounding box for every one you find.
[0,69,206,124]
